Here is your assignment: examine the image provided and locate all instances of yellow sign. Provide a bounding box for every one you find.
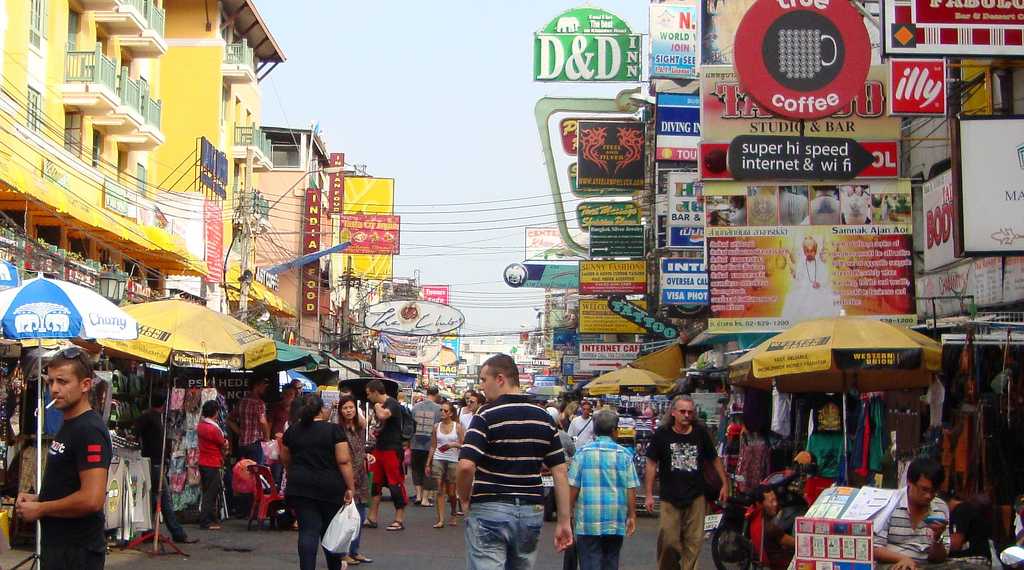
[579,299,647,334]
[579,260,646,295]
[340,177,395,280]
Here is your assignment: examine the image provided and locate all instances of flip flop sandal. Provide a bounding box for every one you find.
[432,521,445,529]
[448,520,458,527]
[385,522,405,531]
[363,520,378,529]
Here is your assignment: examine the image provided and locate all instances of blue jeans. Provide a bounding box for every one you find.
[348,502,367,556]
[465,501,545,570]
[576,535,623,570]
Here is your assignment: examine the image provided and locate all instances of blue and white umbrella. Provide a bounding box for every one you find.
[0,277,138,340]
[0,260,20,291]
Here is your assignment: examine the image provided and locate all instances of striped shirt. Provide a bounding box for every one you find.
[873,488,950,563]
[459,394,565,505]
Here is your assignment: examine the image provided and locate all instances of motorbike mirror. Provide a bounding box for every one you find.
[1000,545,1024,567]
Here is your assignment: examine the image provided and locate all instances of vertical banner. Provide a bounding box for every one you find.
[327,152,345,214]
[203,199,224,284]
[301,187,322,316]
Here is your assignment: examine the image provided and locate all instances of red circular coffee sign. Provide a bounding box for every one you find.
[733,0,871,120]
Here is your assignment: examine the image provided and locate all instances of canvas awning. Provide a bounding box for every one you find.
[631,343,683,380]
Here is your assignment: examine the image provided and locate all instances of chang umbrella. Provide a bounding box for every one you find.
[0,277,138,565]
[584,367,675,396]
[0,260,21,290]
[97,299,276,369]
[728,317,941,393]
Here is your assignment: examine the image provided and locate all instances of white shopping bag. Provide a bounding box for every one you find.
[321,502,361,554]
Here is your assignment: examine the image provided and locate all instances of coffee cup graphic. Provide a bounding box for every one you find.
[764,12,844,91]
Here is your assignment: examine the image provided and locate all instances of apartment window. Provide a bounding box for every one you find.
[29,0,45,49]
[271,143,300,168]
[91,129,103,167]
[26,88,41,132]
[136,163,147,197]
[64,112,82,155]
[67,11,79,51]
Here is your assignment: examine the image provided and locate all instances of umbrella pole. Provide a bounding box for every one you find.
[34,354,42,564]
[841,372,848,484]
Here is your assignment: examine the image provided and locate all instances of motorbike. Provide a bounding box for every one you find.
[710,469,809,570]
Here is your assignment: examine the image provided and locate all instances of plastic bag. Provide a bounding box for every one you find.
[262,439,280,462]
[321,502,361,554]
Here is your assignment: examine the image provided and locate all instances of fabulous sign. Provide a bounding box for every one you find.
[534,7,641,82]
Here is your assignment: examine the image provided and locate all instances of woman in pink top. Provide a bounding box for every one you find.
[197,400,228,530]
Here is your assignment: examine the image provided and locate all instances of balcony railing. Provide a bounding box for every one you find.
[235,125,271,158]
[65,47,118,92]
[143,0,165,37]
[117,68,161,129]
[141,97,161,130]
[224,40,255,71]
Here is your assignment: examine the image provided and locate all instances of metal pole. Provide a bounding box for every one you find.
[238,147,255,319]
[341,257,352,353]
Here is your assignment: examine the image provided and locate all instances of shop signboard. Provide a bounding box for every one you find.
[576,359,628,374]
[576,202,640,230]
[534,7,642,82]
[579,260,646,295]
[608,297,680,340]
[922,170,958,271]
[301,187,322,316]
[883,0,1024,57]
[421,285,450,305]
[656,94,701,162]
[916,257,1003,319]
[701,140,900,181]
[103,178,139,219]
[525,227,587,261]
[650,1,701,80]
[199,137,228,198]
[956,116,1024,256]
[577,121,646,191]
[579,342,641,360]
[889,60,947,116]
[364,300,465,337]
[661,259,709,305]
[1005,257,1024,304]
[660,167,704,250]
[700,66,900,143]
[327,152,344,214]
[339,213,400,255]
[553,330,580,352]
[705,180,916,333]
[589,225,644,259]
[203,199,223,285]
[504,263,580,289]
[341,177,395,280]
[733,0,872,120]
[578,299,647,334]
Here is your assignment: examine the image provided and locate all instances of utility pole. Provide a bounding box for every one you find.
[340,255,353,353]
[237,147,255,320]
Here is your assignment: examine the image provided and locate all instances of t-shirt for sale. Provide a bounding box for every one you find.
[411,399,441,451]
[374,397,404,451]
[950,501,992,561]
[283,420,347,501]
[39,409,113,552]
[646,424,717,507]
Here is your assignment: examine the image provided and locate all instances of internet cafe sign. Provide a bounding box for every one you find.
[534,7,641,82]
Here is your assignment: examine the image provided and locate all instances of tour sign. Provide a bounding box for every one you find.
[727,135,876,180]
[733,0,871,120]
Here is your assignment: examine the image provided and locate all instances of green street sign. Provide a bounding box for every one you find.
[577,201,641,230]
[534,7,642,82]
[589,225,645,259]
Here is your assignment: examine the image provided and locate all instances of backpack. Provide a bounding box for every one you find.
[399,405,416,444]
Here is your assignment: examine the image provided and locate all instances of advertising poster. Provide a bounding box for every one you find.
[339,213,400,255]
[650,2,701,79]
[706,180,915,333]
[884,0,1024,57]
[656,94,701,162]
[579,299,647,334]
[702,0,758,64]
[525,227,586,261]
[504,263,579,289]
[665,169,704,249]
[580,260,646,295]
[589,226,645,259]
[203,199,224,284]
[341,177,395,280]
[661,259,709,305]
[916,257,1003,319]
[577,121,646,191]
[958,117,1024,255]
[1005,257,1024,304]
[421,285,450,305]
[922,170,957,271]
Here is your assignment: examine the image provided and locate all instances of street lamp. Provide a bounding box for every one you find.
[97,271,127,304]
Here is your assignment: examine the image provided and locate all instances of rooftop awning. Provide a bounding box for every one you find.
[225,265,296,317]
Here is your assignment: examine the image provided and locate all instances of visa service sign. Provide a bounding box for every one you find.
[534,7,642,82]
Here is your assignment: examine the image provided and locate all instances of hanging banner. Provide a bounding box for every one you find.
[922,170,958,271]
[421,285,450,305]
[533,7,642,82]
[504,263,580,289]
[339,213,401,255]
[589,226,645,259]
[203,199,224,284]
[579,299,647,334]
[656,93,701,162]
[577,121,646,191]
[580,260,646,295]
[956,117,1024,255]
[327,152,344,214]
[301,187,322,316]
[650,1,701,80]
[706,180,916,333]
[576,202,641,230]
[661,259,709,305]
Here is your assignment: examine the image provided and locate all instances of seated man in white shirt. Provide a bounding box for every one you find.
[872,457,955,570]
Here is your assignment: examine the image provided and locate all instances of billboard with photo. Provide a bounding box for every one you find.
[957,116,1024,256]
[706,180,915,333]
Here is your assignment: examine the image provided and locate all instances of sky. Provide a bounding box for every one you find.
[259,1,650,335]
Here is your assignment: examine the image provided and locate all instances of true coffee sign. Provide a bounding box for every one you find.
[734,0,871,120]
[534,7,641,82]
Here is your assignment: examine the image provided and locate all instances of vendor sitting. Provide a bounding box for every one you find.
[750,486,797,570]
[872,457,952,570]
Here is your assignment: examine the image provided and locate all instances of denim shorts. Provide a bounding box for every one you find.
[464,500,544,570]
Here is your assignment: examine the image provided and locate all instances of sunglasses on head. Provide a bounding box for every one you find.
[54,346,89,362]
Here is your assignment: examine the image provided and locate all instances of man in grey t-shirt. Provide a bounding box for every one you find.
[411,386,442,506]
